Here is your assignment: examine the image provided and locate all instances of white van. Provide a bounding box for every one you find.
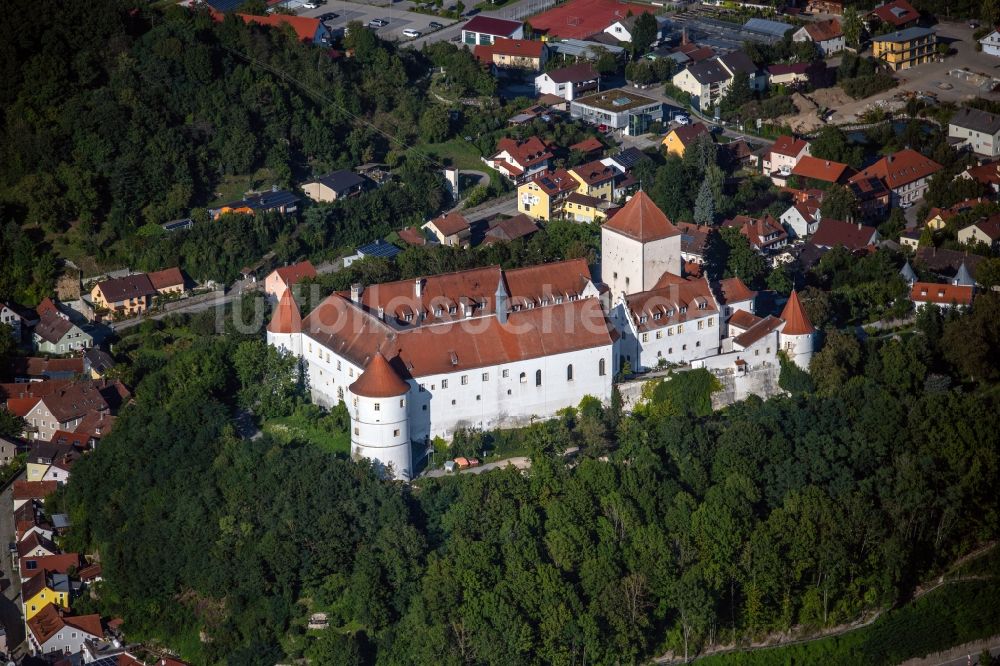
[402,28,422,38]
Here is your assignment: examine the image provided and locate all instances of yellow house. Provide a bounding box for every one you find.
[563,193,620,223]
[661,122,710,158]
[872,27,936,71]
[22,572,71,621]
[90,274,156,318]
[568,160,616,201]
[518,168,579,221]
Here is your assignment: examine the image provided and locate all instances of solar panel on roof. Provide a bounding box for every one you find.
[612,96,632,106]
[358,241,402,258]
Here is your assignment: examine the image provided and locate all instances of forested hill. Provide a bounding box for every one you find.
[53,293,1000,664]
[0,0,486,302]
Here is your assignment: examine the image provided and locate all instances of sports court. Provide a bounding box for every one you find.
[529,0,655,40]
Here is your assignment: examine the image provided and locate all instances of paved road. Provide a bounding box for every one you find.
[110,291,237,332]
[0,473,26,660]
[910,644,1000,666]
[423,456,530,478]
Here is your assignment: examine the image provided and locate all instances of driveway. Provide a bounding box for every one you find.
[297,0,461,45]
[422,456,530,478]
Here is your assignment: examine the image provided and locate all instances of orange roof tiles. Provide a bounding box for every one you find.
[779,290,815,335]
[529,168,578,197]
[20,552,80,579]
[716,277,757,305]
[13,480,58,501]
[733,315,784,348]
[350,352,410,398]
[669,122,710,147]
[28,604,102,646]
[397,227,427,247]
[869,0,919,26]
[769,135,810,158]
[791,155,853,184]
[804,18,843,41]
[728,309,763,330]
[624,277,718,333]
[268,289,302,335]
[570,159,615,186]
[569,137,604,154]
[236,13,322,42]
[428,212,471,237]
[147,267,185,291]
[850,149,942,190]
[494,136,553,170]
[485,37,546,58]
[272,261,317,288]
[910,282,975,306]
[602,191,680,242]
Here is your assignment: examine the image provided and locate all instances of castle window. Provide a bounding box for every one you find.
[653,313,661,320]
[449,306,457,314]
[678,324,684,333]
[708,318,714,327]
[520,372,527,383]
[641,333,648,342]
[400,399,405,407]
[639,316,648,324]
[503,369,510,378]
[337,361,342,370]
[461,375,468,385]
[442,379,449,389]
[452,399,456,405]
[668,328,673,336]
[698,321,704,330]
[482,372,489,381]
[599,358,606,376]
[435,308,443,316]
[394,429,400,437]
[535,370,542,386]
[354,427,359,435]
[656,331,662,339]
[567,364,573,381]
[669,347,673,354]
[374,403,380,411]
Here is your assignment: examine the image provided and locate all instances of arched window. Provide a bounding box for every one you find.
[599,358,606,376]
[519,372,527,383]
[567,364,574,381]
[535,369,542,386]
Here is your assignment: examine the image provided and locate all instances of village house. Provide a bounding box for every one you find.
[910,282,975,310]
[222,12,331,45]
[792,18,844,56]
[264,261,317,304]
[22,571,71,621]
[568,160,616,199]
[671,52,762,110]
[423,212,472,247]
[766,63,813,88]
[20,552,80,581]
[301,170,367,202]
[957,215,1000,250]
[26,440,79,484]
[569,137,605,160]
[535,62,600,102]
[948,107,1000,159]
[486,137,554,184]
[959,161,1000,194]
[84,348,116,379]
[1,301,37,342]
[981,28,1000,57]
[21,379,126,442]
[147,267,186,297]
[18,532,60,559]
[9,357,85,382]
[781,195,823,238]
[342,240,402,269]
[570,89,664,135]
[872,27,937,71]
[462,15,523,46]
[518,168,580,220]
[867,0,920,30]
[90,274,157,319]
[0,435,17,466]
[210,189,300,220]
[849,148,942,206]
[661,123,710,158]
[12,481,58,512]
[675,222,714,265]
[33,312,92,356]
[849,175,891,217]
[723,214,789,253]
[810,219,880,251]
[475,38,548,71]
[762,135,811,184]
[562,193,620,223]
[27,605,103,658]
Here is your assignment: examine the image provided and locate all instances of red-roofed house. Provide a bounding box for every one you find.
[762,135,811,184]
[791,155,854,186]
[486,137,553,183]
[422,212,472,247]
[959,161,1000,194]
[811,218,880,250]
[957,214,1000,250]
[535,62,600,102]
[868,0,920,29]
[211,11,331,45]
[146,267,186,297]
[910,282,974,310]
[662,123,710,158]
[518,168,580,220]
[20,552,80,580]
[792,18,844,55]
[723,214,789,253]
[27,604,103,657]
[264,261,317,304]
[474,38,548,71]
[849,148,942,206]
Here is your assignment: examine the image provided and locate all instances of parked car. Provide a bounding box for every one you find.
[302,2,318,8]
[429,21,443,29]
[369,18,389,27]
[319,12,338,20]
[403,28,422,38]
[675,115,690,125]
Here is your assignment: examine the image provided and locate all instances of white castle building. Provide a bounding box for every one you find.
[267,192,816,479]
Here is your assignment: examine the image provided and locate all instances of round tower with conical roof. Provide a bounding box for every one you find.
[348,352,412,481]
[778,289,816,370]
[266,289,302,357]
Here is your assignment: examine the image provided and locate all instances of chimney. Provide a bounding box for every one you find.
[350,283,362,303]
[415,278,424,298]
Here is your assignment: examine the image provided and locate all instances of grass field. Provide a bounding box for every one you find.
[262,414,351,455]
[412,138,486,172]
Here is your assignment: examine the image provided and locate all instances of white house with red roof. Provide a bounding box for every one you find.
[486,137,553,183]
[461,15,524,46]
[792,18,844,55]
[264,260,317,304]
[762,135,811,185]
[848,148,942,206]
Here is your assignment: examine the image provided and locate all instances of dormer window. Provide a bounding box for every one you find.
[680,307,687,314]
[404,313,413,322]
[639,315,648,323]
[449,306,457,315]
[435,308,443,316]
[555,296,563,304]
[653,313,661,320]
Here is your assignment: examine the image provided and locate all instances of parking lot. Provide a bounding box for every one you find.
[296,0,460,43]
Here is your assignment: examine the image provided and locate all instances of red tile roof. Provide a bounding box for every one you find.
[547,62,599,84]
[728,309,763,330]
[494,136,553,170]
[869,0,919,26]
[13,481,58,501]
[910,282,974,306]
[6,396,40,417]
[528,168,578,197]
[349,352,410,398]
[724,214,787,250]
[20,552,79,579]
[804,18,843,41]
[74,411,117,439]
[9,357,84,379]
[36,297,60,319]
[484,214,539,243]
[268,289,302,335]
[483,37,545,59]
[670,122,710,147]
[791,155,853,184]
[18,532,58,558]
[969,215,1000,242]
[603,191,680,242]
[850,149,942,190]
[147,267,185,291]
[779,290,815,335]
[811,218,879,250]
[397,227,427,247]
[529,0,652,40]
[28,604,102,646]
[569,137,604,154]
[272,261,317,288]
[427,211,471,237]
[716,277,757,305]
[95,274,156,304]
[38,380,117,423]
[624,277,718,333]
[570,159,615,186]
[33,311,75,345]
[733,315,784,348]
[963,161,1000,186]
[769,135,810,158]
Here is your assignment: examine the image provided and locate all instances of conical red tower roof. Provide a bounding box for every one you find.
[780,290,814,336]
[267,289,301,334]
[349,352,409,398]
[602,191,680,242]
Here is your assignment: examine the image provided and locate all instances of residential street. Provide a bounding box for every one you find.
[0,474,26,660]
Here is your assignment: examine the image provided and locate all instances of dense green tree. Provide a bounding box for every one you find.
[809,329,861,394]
